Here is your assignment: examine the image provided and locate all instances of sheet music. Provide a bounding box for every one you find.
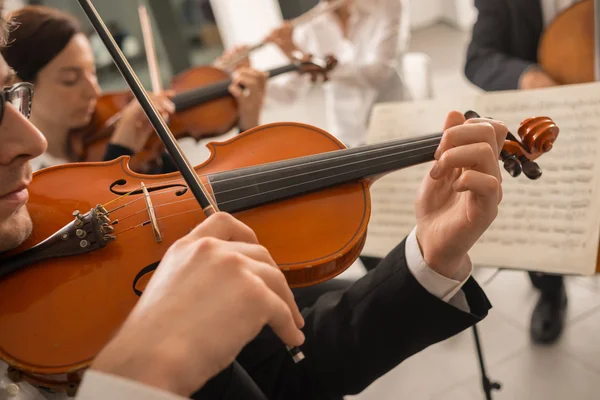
[363,82,600,275]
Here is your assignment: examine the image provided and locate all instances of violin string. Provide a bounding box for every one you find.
[109,196,201,230]
[111,135,442,205]
[103,139,442,225]
[209,134,443,186]
[217,144,440,207]
[102,188,140,208]
[214,139,441,197]
[104,186,186,216]
[111,140,448,237]
[115,207,205,237]
[110,135,443,210]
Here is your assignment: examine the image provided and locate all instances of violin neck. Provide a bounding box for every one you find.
[267,63,302,78]
[208,133,443,213]
[172,80,231,112]
[172,64,300,112]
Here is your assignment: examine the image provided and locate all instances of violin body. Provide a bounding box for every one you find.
[538,0,594,84]
[0,123,369,376]
[67,65,239,173]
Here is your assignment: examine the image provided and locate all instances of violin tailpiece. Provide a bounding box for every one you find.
[0,205,116,279]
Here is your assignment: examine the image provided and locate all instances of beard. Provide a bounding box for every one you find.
[0,162,34,253]
[0,205,32,253]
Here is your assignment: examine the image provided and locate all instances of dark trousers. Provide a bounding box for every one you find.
[528,272,564,295]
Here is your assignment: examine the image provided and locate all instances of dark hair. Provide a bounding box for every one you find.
[0,1,8,46]
[1,5,82,82]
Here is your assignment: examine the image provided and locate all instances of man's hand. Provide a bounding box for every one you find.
[414,111,508,280]
[520,67,558,89]
[229,67,268,131]
[90,213,304,397]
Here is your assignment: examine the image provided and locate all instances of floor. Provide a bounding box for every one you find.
[97,23,600,400]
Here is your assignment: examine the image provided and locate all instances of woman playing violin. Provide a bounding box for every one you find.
[1,5,268,174]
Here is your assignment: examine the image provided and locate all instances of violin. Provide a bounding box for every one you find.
[538,0,595,84]
[66,55,338,173]
[0,114,559,386]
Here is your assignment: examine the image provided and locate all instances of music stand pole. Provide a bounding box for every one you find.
[472,324,501,399]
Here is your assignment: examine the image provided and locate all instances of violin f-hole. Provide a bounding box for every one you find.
[109,179,188,196]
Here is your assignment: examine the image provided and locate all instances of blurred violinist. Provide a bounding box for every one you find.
[1,5,174,172]
[262,0,407,149]
[464,0,574,345]
[2,5,268,174]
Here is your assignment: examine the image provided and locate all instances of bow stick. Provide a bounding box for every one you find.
[138,3,163,93]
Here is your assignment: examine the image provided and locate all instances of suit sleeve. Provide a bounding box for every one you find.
[235,238,492,399]
[464,0,536,91]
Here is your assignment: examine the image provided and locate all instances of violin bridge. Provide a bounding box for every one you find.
[141,182,162,243]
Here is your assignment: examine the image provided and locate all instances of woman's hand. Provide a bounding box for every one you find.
[265,22,299,60]
[110,91,175,153]
[229,68,268,132]
[214,45,252,71]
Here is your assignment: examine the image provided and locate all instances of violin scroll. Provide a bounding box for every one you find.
[516,116,559,156]
[292,51,338,82]
[464,110,559,180]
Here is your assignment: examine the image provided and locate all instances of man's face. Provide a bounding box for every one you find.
[0,55,47,253]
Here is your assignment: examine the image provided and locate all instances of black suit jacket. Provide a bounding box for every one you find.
[192,239,492,399]
[465,0,545,91]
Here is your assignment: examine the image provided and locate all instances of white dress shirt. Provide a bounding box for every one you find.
[266,0,407,148]
[540,0,579,26]
[0,226,472,400]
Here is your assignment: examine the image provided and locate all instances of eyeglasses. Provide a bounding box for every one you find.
[0,82,34,123]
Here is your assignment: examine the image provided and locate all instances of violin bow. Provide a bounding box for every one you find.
[138,3,163,93]
[76,0,304,364]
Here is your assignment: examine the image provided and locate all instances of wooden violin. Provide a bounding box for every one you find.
[66,55,337,173]
[0,114,559,387]
[538,0,595,84]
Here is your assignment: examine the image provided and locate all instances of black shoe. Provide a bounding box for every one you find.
[530,284,567,344]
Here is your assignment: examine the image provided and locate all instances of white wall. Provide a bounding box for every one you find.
[410,0,476,31]
[209,0,288,70]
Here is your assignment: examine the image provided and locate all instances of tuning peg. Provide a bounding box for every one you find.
[521,159,542,180]
[73,210,85,227]
[502,153,522,178]
[103,235,117,243]
[101,224,115,234]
